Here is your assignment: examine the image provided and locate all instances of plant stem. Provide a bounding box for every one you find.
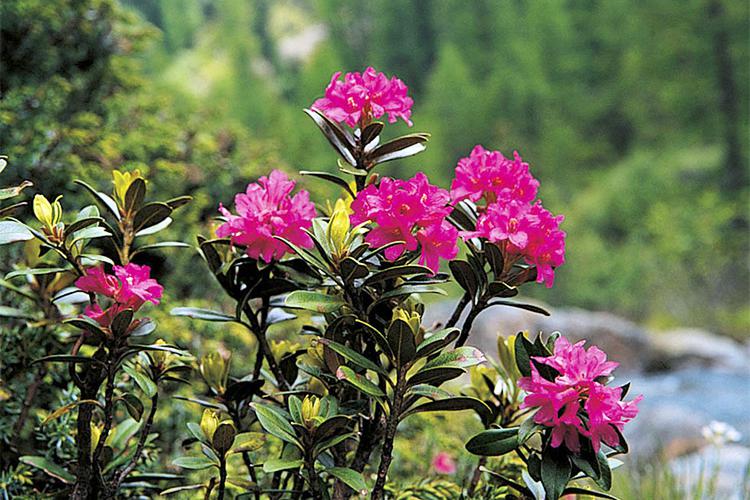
[112,392,159,490]
[304,447,323,499]
[371,368,406,500]
[92,366,116,463]
[467,456,487,496]
[244,303,289,390]
[217,454,228,500]
[446,293,470,328]
[455,299,484,347]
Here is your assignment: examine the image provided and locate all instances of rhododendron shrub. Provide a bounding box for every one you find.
[0,67,637,500]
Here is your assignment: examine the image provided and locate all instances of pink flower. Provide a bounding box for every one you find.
[450,146,539,204]
[76,264,163,327]
[431,452,457,475]
[518,335,641,454]
[216,170,317,262]
[350,172,457,273]
[312,67,413,128]
[533,336,618,387]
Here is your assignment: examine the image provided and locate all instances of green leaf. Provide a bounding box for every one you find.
[0,305,37,320]
[519,417,543,443]
[171,307,236,323]
[319,339,389,378]
[541,444,572,500]
[124,178,147,213]
[20,456,75,484]
[449,260,480,299]
[124,365,157,398]
[0,220,33,245]
[285,290,346,313]
[514,333,533,377]
[487,300,550,316]
[262,458,303,473]
[405,384,453,400]
[304,108,356,165]
[5,267,70,280]
[0,180,32,200]
[253,404,299,445]
[466,428,520,456]
[135,216,172,236]
[368,133,430,164]
[402,396,492,422]
[64,317,108,339]
[132,241,191,255]
[336,366,385,398]
[133,202,172,233]
[111,308,134,336]
[212,422,237,454]
[327,467,368,495]
[595,450,613,490]
[172,456,218,470]
[360,121,384,146]
[32,354,103,366]
[484,243,505,277]
[301,171,355,198]
[423,346,486,370]
[121,394,144,422]
[415,328,460,358]
[165,196,192,210]
[561,487,619,500]
[43,399,102,425]
[363,265,433,286]
[161,484,205,496]
[407,367,464,386]
[231,432,266,453]
[75,180,121,220]
[387,319,417,367]
[64,217,103,238]
[339,257,369,283]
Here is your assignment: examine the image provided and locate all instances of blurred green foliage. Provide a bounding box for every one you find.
[3,0,747,335]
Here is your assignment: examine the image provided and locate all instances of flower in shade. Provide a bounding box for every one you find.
[216,170,317,262]
[431,452,457,475]
[312,67,413,128]
[518,335,641,453]
[76,263,163,327]
[350,172,458,273]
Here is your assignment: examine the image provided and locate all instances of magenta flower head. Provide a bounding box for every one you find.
[76,263,163,327]
[518,336,642,454]
[453,145,565,287]
[350,172,458,273]
[216,170,317,263]
[312,67,414,128]
[431,451,457,475]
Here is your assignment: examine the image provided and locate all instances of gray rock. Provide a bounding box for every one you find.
[651,328,750,372]
[424,300,652,371]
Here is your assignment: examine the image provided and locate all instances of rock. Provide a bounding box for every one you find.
[424,300,652,372]
[650,328,750,372]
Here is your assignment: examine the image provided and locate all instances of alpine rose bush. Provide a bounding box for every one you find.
[350,172,458,272]
[518,336,642,453]
[76,263,163,326]
[312,66,413,127]
[217,169,317,262]
[454,145,566,287]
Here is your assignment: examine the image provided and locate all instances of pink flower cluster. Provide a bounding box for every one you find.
[518,336,641,454]
[453,145,565,287]
[217,170,317,262]
[350,172,458,273]
[312,67,413,128]
[76,263,163,327]
[431,452,457,475]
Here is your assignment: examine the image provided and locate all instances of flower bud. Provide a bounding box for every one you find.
[300,395,321,427]
[112,169,144,208]
[33,194,63,233]
[90,422,104,455]
[148,339,170,369]
[200,409,220,441]
[199,352,230,395]
[328,199,351,256]
[392,308,421,337]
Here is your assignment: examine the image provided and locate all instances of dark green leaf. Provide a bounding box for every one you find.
[124,178,147,213]
[301,171,355,198]
[327,467,368,495]
[387,319,417,367]
[172,456,217,470]
[368,133,430,164]
[111,308,134,337]
[363,265,433,286]
[561,487,619,500]
[212,422,236,454]
[487,300,550,316]
[319,339,389,378]
[450,260,480,299]
[360,121,384,147]
[171,307,236,323]
[165,196,192,210]
[20,456,75,484]
[133,202,172,233]
[304,108,356,165]
[336,366,385,398]
[75,180,121,220]
[415,328,460,358]
[485,244,505,277]
[541,444,572,500]
[339,257,369,283]
[262,458,304,473]
[466,428,520,456]
[135,216,172,236]
[407,367,463,386]
[402,396,492,422]
[121,394,144,421]
[285,290,345,313]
